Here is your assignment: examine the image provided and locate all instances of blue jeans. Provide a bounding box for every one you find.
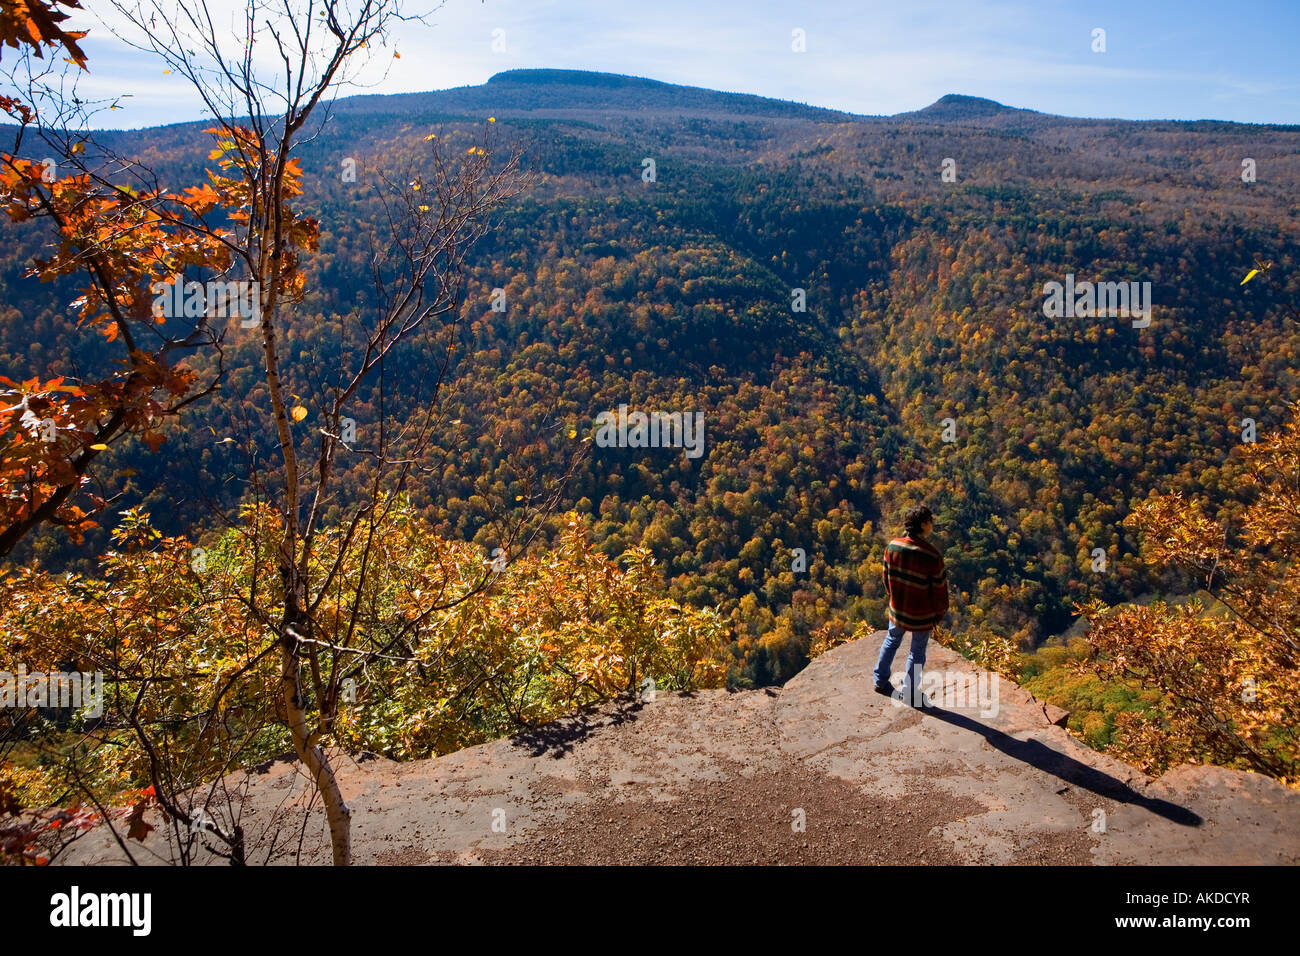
[874,622,930,705]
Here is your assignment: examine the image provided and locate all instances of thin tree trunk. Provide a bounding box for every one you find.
[280,636,351,865]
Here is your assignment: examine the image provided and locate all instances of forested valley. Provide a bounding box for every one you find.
[7,71,1295,677]
[3,54,1297,862]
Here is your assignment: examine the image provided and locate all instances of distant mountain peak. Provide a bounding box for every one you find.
[477,68,853,120]
[486,69,669,90]
[911,93,1025,120]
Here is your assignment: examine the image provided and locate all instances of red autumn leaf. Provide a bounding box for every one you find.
[125,799,154,841]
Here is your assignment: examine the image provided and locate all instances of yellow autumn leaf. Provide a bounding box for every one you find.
[1241,269,1260,285]
[291,406,308,422]
[89,443,108,450]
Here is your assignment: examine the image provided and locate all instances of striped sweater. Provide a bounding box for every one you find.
[883,535,949,630]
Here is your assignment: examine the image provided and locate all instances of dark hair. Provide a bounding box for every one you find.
[903,505,933,537]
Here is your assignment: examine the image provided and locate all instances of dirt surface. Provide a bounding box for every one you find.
[58,633,1300,865]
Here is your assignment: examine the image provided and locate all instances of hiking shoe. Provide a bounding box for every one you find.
[873,682,896,696]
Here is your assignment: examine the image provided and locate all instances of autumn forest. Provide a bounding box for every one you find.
[0,1,1297,867]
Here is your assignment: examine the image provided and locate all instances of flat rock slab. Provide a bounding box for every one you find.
[59,632,1300,865]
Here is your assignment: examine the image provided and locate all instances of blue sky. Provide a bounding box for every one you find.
[44,0,1300,128]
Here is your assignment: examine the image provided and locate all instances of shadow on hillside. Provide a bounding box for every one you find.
[927,709,1203,827]
[509,697,648,758]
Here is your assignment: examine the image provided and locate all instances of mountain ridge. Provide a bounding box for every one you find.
[50,68,1300,135]
[319,69,1300,130]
